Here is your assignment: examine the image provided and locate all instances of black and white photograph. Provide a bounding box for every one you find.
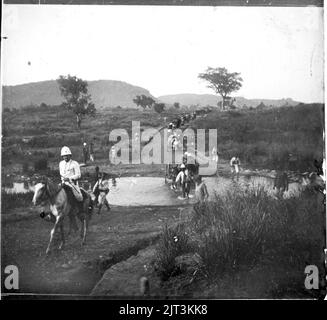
[1,0,326,302]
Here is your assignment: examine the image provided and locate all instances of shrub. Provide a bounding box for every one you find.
[34,158,48,171]
[22,162,30,173]
[192,187,287,278]
[155,224,191,280]
[190,185,324,282]
[1,191,34,212]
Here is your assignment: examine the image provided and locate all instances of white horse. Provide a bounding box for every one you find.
[32,179,93,254]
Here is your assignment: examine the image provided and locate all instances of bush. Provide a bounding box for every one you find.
[155,224,191,280]
[1,191,34,212]
[34,158,48,171]
[22,162,30,173]
[191,186,322,279]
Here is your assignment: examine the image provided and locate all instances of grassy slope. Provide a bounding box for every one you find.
[190,104,324,172]
[2,103,324,173]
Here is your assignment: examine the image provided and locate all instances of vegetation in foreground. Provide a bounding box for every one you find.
[154,186,325,298]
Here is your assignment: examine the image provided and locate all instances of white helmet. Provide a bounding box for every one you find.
[61,146,72,156]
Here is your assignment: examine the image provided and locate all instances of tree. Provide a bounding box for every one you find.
[153,102,165,114]
[173,102,180,109]
[198,67,243,110]
[256,102,266,110]
[133,95,155,110]
[57,75,96,129]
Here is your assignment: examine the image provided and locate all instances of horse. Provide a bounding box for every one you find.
[32,179,93,255]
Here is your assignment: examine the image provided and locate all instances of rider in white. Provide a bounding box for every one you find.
[59,146,83,202]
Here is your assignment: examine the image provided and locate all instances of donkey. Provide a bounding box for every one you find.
[32,179,93,255]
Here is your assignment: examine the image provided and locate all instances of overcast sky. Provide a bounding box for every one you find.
[1,5,324,102]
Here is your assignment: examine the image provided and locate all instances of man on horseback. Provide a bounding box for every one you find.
[59,146,94,231]
[59,146,84,202]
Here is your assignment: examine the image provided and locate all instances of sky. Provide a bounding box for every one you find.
[1,5,324,103]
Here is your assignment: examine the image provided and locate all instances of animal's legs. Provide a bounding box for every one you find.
[58,222,65,250]
[105,199,111,211]
[81,218,87,245]
[46,216,62,255]
[68,208,79,235]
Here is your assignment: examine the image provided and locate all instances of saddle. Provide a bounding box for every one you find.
[62,184,89,210]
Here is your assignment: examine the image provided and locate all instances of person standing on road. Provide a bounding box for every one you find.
[175,164,188,199]
[83,142,88,165]
[89,139,95,162]
[230,156,241,179]
[195,175,209,203]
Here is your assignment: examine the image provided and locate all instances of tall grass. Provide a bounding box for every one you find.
[155,185,324,288]
[191,187,283,277]
[155,223,191,280]
[1,191,34,212]
[191,186,323,279]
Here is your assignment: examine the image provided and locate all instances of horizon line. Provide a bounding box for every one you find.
[2,78,324,104]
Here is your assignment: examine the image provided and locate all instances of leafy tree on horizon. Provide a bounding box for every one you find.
[57,75,96,129]
[198,67,243,110]
[133,95,155,110]
[173,102,180,109]
[153,102,165,114]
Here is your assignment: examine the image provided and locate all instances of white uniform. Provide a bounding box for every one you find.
[230,157,240,174]
[59,159,83,201]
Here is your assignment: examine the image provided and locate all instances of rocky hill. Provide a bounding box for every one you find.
[2,79,301,110]
[2,80,156,110]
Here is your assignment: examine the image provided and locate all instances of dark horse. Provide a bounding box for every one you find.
[32,179,93,254]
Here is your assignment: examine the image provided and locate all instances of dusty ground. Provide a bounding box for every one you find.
[1,201,190,296]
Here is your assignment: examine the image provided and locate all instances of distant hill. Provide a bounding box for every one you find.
[158,93,300,108]
[2,79,301,111]
[2,80,156,110]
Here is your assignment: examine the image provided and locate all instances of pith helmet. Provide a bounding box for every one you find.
[61,146,72,156]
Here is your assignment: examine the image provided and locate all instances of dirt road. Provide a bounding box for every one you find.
[1,203,190,296]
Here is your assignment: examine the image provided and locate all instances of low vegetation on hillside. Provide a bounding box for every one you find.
[190,103,324,172]
[2,102,324,174]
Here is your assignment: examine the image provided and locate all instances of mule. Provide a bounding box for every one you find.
[32,179,93,255]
